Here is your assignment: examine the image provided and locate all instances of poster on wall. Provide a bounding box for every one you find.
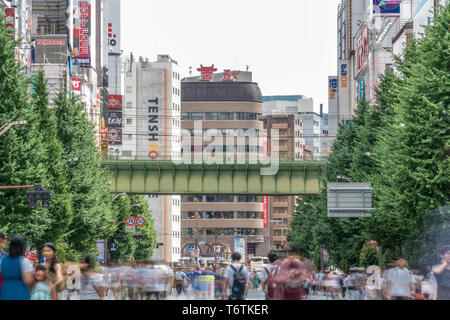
[234,237,246,263]
[108,128,122,145]
[72,0,91,66]
[96,240,105,263]
[107,111,122,127]
[373,0,402,17]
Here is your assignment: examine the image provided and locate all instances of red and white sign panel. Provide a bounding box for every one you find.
[107,0,121,54]
[5,8,15,30]
[36,39,65,46]
[263,196,269,227]
[136,217,146,227]
[126,226,136,232]
[355,25,369,77]
[108,95,122,111]
[72,0,91,66]
[197,65,217,81]
[108,128,122,145]
[126,216,136,226]
[71,77,81,92]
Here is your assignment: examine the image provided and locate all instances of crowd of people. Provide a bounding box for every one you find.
[1,231,450,300]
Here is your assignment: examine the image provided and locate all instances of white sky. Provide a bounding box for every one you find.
[122,0,342,113]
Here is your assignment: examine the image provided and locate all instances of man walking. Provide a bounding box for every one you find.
[432,245,450,300]
[259,251,278,300]
[384,258,416,300]
[222,252,249,300]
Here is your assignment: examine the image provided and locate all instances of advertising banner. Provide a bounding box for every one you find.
[107,111,122,127]
[373,0,402,17]
[5,8,15,30]
[108,95,123,111]
[72,0,92,66]
[355,25,369,78]
[338,60,351,120]
[195,275,215,300]
[108,128,122,145]
[96,240,105,263]
[263,196,269,227]
[71,77,81,93]
[108,0,121,54]
[234,237,246,263]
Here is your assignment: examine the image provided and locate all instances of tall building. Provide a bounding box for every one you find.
[122,53,182,264]
[413,0,446,38]
[259,114,304,249]
[180,70,270,264]
[262,95,323,161]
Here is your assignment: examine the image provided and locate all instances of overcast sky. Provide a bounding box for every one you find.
[122,0,342,112]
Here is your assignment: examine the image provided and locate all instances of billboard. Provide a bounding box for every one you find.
[108,95,122,111]
[355,25,369,78]
[108,128,122,145]
[373,1,402,17]
[338,60,351,120]
[96,240,105,263]
[263,196,269,227]
[108,0,121,54]
[5,8,15,30]
[234,237,246,263]
[107,111,122,127]
[71,77,81,93]
[72,1,92,66]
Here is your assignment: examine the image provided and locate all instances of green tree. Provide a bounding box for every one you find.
[359,242,379,268]
[54,92,116,258]
[0,16,52,246]
[30,70,73,249]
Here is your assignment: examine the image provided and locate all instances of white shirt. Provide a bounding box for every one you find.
[386,267,415,298]
[223,263,249,297]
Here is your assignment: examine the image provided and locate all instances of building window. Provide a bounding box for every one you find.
[122,151,132,157]
[126,86,132,93]
[127,118,132,125]
[126,102,132,108]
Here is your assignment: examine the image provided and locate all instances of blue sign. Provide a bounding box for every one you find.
[110,242,117,250]
[188,245,195,253]
[373,1,401,16]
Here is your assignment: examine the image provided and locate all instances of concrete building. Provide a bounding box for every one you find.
[262,95,323,161]
[122,53,182,263]
[259,114,304,249]
[180,73,270,264]
[413,0,447,38]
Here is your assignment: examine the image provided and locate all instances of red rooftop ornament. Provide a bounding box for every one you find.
[197,65,217,81]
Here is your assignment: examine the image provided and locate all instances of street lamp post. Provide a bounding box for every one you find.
[0,120,27,138]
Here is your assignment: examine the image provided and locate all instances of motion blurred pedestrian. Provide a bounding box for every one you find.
[384,258,416,300]
[0,236,34,300]
[432,245,450,300]
[31,264,57,300]
[0,232,6,258]
[259,251,279,300]
[41,243,64,293]
[79,254,104,300]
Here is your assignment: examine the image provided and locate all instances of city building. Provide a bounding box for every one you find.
[180,69,270,264]
[413,0,446,38]
[259,114,304,249]
[262,95,323,161]
[122,53,182,264]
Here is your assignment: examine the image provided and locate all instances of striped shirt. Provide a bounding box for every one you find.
[31,282,52,300]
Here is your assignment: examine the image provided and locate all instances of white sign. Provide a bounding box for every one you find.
[107,0,121,54]
[126,226,136,232]
[234,237,246,263]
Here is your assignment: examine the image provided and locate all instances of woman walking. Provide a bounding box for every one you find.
[79,255,105,300]
[41,243,64,292]
[0,236,34,300]
[31,265,57,300]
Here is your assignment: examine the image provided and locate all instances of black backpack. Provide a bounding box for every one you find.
[230,265,247,300]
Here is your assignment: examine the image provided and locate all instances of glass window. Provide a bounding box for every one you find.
[191,113,203,120]
[126,102,132,108]
[126,86,132,93]
[206,113,218,120]
[127,118,132,124]
[181,113,189,120]
[217,112,232,120]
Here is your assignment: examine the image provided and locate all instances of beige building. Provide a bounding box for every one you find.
[260,114,304,249]
[180,79,271,264]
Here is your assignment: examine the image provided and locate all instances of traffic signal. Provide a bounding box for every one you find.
[280,242,285,248]
[208,243,212,247]
[26,185,52,209]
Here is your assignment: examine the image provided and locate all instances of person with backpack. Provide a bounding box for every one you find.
[259,251,278,300]
[222,252,249,300]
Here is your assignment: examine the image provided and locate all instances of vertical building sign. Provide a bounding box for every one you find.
[72,0,91,66]
[263,196,269,227]
[338,60,351,121]
[71,77,81,93]
[328,76,339,138]
[5,8,15,30]
[96,240,105,263]
[108,0,121,54]
[234,237,246,263]
[100,117,109,159]
[355,25,369,78]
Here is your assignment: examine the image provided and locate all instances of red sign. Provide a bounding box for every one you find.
[355,25,369,77]
[223,69,240,81]
[263,196,269,227]
[71,77,81,92]
[36,39,65,46]
[5,8,15,30]
[136,217,146,227]
[126,216,136,226]
[108,95,122,110]
[197,65,217,81]
[72,1,91,65]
